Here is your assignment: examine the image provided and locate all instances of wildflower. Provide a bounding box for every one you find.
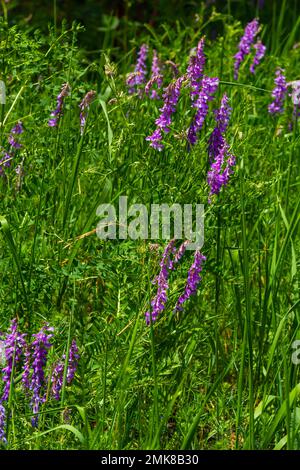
[0,403,6,444]
[187,75,219,146]
[51,339,80,400]
[187,38,206,101]
[145,74,163,100]
[234,18,259,80]
[207,143,236,200]
[0,153,12,177]
[79,90,96,135]
[21,345,31,392]
[174,240,190,264]
[146,76,184,150]
[146,49,163,99]
[175,251,206,311]
[1,319,26,402]
[145,240,176,324]
[250,39,266,74]
[30,325,54,426]
[126,44,148,94]
[207,94,236,200]
[145,128,164,151]
[208,93,231,158]
[268,68,287,114]
[8,121,23,149]
[66,340,79,384]
[48,82,70,127]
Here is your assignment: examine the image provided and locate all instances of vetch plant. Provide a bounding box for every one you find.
[0,319,79,443]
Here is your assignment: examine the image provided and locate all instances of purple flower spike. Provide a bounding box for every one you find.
[126,44,148,95]
[145,240,176,324]
[30,325,54,426]
[48,82,70,128]
[0,403,6,444]
[187,75,219,146]
[155,76,184,132]
[147,49,163,100]
[234,18,259,80]
[175,251,206,311]
[208,93,231,158]
[250,39,266,74]
[51,339,79,401]
[146,76,184,150]
[187,38,206,101]
[79,90,96,135]
[67,340,79,384]
[8,121,24,150]
[268,68,287,114]
[207,94,236,200]
[2,318,26,402]
[146,128,164,151]
[11,122,23,135]
[174,240,190,264]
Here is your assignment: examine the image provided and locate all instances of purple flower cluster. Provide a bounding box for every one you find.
[48,82,70,127]
[0,319,80,442]
[250,40,266,74]
[145,50,163,100]
[146,76,184,150]
[175,251,206,311]
[0,404,6,444]
[79,90,96,135]
[207,94,236,200]
[268,68,288,114]
[126,44,148,95]
[187,75,219,146]
[51,339,80,400]
[234,18,260,80]
[30,325,54,426]
[145,240,176,324]
[1,319,26,401]
[187,38,206,101]
[145,240,195,324]
[0,122,24,177]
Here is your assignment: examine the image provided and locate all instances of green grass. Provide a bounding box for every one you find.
[0,3,299,450]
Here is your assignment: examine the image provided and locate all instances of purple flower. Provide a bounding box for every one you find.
[146,76,184,150]
[175,251,206,311]
[174,240,190,264]
[145,240,176,324]
[187,75,219,146]
[8,121,23,149]
[207,143,236,200]
[155,76,184,132]
[187,38,206,101]
[207,94,236,200]
[0,153,12,177]
[268,68,287,114]
[250,39,266,74]
[1,319,26,402]
[79,90,96,135]
[30,325,54,426]
[51,339,79,400]
[48,82,70,127]
[234,18,259,80]
[208,93,231,158]
[51,362,64,401]
[66,340,79,384]
[126,44,148,95]
[146,49,163,100]
[0,403,6,444]
[145,128,164,151]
